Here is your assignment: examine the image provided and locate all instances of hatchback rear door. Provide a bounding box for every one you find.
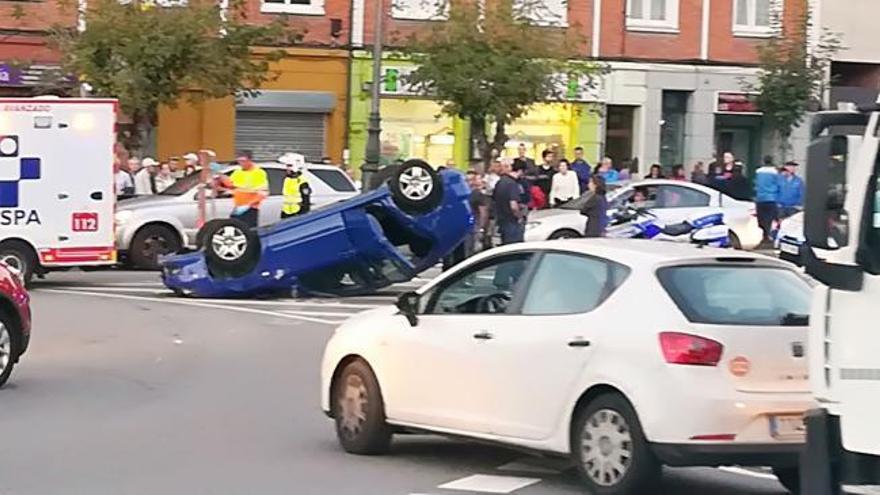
[657,263,812,393]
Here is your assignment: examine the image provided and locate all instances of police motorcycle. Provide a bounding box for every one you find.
[606,205,733,248]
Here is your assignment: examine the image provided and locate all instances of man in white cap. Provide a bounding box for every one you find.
[278,152,311,219]
[135,157,159,195]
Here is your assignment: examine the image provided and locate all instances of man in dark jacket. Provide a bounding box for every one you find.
[493,160,528,245]
[570,146,592,193]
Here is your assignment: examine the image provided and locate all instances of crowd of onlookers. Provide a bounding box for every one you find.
[113,151,205,197]
[454,144,805,256]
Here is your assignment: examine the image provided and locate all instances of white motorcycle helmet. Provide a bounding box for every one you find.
[278,152,306,174]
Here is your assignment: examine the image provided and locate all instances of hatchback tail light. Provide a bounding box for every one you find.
[659,332,723,366]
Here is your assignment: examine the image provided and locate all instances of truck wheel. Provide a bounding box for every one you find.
[130,225,182,270]
[389,160,443,214]
[0,240,37,286]
[202,219,261,279]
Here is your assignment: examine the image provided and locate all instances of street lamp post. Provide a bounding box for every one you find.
[362,0,384,190]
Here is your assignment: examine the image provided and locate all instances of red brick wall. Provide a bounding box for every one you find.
[0,1,76,63]
[237,0,351,47]
[600,0,702,61]
[709,0,805,64]
[599,0,805,64]
[361,0,593,51]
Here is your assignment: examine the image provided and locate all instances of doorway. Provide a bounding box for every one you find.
[714,114,763,175]
[605,105,635,170]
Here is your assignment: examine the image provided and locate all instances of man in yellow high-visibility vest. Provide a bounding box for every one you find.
[278,152,312,219]
[217,150,269,228]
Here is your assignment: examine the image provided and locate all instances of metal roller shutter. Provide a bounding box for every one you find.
[235,111,326,162]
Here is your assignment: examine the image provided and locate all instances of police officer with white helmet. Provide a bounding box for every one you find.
[278,152,312,219]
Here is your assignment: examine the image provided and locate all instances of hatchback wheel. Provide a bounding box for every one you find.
[333,360,392,455]
[572,393,661,494]
[0,313,18,388]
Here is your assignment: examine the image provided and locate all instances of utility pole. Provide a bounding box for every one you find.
[361,0,384,190]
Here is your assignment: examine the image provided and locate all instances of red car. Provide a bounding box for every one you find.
[0,264,31,388]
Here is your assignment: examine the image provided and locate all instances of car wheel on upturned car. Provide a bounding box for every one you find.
[571,393,661,494]
[389,159,443,214]
[130,224,182,270]
[332,359,392,455]
[0,240,36,286]
[201,219,261,279]
[772,466,800,494]
[0,311,19,388]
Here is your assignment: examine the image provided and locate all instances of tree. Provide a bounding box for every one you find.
[50,0,300,152]
[400,0,605,166]
[743,2,842,158]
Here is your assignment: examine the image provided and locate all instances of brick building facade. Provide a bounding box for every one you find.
[0,0,815,169]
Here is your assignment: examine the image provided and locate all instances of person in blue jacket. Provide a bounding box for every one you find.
[778,160,804,218]
[754,157,781,247]
[570,146,592,193]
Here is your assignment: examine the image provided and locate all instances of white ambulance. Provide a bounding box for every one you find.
[0,98,117,284]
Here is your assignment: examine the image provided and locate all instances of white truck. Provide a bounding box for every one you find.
[0,98,117,284]
[801,101,880,494]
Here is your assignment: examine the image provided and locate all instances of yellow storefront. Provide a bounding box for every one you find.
[157,47,349,163]
[348,53,603,170]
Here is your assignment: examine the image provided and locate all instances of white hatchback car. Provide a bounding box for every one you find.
[525,180,762,249]
[321,240,814,494]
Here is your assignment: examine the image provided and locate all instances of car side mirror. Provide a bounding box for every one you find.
[396,291,420,327]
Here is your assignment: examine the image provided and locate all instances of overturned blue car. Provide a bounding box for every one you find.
[160,160,473,298]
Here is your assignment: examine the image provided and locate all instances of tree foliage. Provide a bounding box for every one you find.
[400,0,605,164]
[51,0,301,150]
[744,3,842,157]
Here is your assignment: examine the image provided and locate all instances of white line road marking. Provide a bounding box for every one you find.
[280,310,355,317]
[437,474,541,494]
[62,286,174,294]
[718,466,780,481]
[37,289,338,325]
[53,288,386,310]
[497,457,570,475]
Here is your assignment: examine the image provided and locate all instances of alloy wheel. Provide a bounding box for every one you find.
[580,408,634,487]
[211,226,247,261]
[398,167,434,201]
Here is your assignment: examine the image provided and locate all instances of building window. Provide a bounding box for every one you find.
[733,0,776,37]
[514,0,567,27]
[261,0,325,16]
[392,0,448,21]
[626,0,679,33]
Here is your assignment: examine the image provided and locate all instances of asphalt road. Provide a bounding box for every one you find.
[0,270,790,495]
